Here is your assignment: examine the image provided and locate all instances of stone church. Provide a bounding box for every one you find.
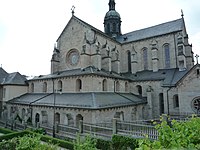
[1,0,200,127]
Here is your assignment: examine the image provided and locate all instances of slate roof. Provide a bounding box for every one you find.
[0,67,8,84]
[7,92,147,109]
[1,72,27,85]
[116,18,184,43]
[30,66,125,81]
[123,68,188,87]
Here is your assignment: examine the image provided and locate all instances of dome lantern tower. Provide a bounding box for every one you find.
[104,0,121,38]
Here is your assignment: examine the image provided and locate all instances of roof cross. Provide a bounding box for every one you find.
[195,54,199,64]
[181,9,184,18]
[71,5,75,16]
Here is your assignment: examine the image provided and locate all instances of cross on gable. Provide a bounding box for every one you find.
[195,54,199,64]
[71,5,75,15]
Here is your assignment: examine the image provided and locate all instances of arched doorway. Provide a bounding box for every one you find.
[55,112,60,124]
[76,79,82,92]
[35,113,40,124]
[76,114,83,127]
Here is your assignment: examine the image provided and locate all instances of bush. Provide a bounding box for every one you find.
[0,137,17,150]
[112,134,139,150]
[0,130,29,142]
[0,127,15,134]
[41,134,74,150]
[136,115,200,150]
[74,134,97,150]
[96,138,112,150]
[0,129,74,150]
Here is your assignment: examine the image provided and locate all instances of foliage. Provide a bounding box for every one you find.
[41,134,74,150]
[0,138,17,150]
[136,115,200,150]
[74,134,97,150]
[27,127,46,135]
[0,127,15,134]
[0,134,58,150]
[16,134,58,150]
[0,129,74,150]
[96,138,112,150]
[112,134,139,150]
[0,130,29,142]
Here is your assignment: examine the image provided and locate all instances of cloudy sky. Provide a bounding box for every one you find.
[0,0,200,76]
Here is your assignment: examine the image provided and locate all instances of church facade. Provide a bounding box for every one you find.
[2,0,200,127]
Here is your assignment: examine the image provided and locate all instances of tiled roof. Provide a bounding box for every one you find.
[30,66,125,81]
[7,92,147,109]
[123,68,188,87]
[116,18,184,43]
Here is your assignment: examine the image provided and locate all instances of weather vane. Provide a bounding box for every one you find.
[71,5,75,15]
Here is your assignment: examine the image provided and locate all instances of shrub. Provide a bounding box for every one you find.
[136,115,200,150]
[0,131,29,142]
[96,138,112,150]
[0,129,74,150]
[112,134,139,150]
[40,134,74,149]
[0,127,15,134]
[0,137,17,150]
[74,134,97,150]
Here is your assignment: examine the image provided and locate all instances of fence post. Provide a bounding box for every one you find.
[112,118,117,134]
[79,120,83,134]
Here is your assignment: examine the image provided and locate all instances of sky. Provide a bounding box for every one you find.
[0,0,200,76]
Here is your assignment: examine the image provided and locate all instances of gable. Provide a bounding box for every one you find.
[176,65,200,90]
[0,67,8,84]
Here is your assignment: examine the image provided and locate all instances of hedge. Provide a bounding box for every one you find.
[112,134,139,150]
[0,129,74,150]
[0,130,29,142]
[40,134,74,149]
[0,127,16,134]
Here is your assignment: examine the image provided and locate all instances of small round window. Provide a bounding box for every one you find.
[66,49,80,66]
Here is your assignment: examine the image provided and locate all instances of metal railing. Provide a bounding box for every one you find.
[0,119,159,140]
